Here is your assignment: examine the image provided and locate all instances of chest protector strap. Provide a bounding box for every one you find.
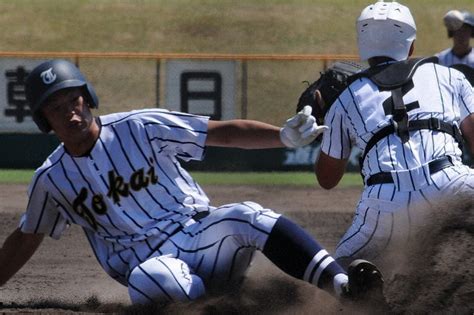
[353,57,463,169]
[359,118,463,169]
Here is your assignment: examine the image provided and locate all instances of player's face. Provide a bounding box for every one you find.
[453,24,473,43]
[41,87,95,140]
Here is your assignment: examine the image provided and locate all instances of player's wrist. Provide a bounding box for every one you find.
[279,127,297,148]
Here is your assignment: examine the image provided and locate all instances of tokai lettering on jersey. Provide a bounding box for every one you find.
[107,159,158,204]
[72,158,158,229]
[73,187,105,230]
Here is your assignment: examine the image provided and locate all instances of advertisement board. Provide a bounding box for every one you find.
[0,59,49,133]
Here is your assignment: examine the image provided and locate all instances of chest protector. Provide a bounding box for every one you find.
[351,57,464,169]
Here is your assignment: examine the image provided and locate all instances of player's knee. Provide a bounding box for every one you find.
[227,201,272,222]
[128,256,205,305]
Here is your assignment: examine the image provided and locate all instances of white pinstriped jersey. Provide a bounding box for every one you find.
[20,109,212,281]
[321,61,474,262]
[321,62,473,184]
[436,48,474,67]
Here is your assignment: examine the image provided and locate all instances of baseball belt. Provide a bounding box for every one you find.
[366,156,454,186]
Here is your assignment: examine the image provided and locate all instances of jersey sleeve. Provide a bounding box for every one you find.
[320,100,352,160]
[140,110,210,162]
[457,74,474,120]
[20,172,70,239]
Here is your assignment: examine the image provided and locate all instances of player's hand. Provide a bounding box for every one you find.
[280,105,329,148]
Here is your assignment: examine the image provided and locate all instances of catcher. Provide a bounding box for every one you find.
[310,0,474,273]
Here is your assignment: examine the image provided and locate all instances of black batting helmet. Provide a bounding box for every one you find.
[25,59,99,133]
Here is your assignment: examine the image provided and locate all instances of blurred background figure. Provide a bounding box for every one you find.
[436,9,474,68]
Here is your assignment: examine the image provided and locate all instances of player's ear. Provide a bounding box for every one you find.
[315,90,326,109]
[408,42,415,57]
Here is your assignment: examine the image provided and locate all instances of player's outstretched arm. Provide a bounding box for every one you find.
[206,106,327,149]
[0,228,44,286]
[206,119,282,149]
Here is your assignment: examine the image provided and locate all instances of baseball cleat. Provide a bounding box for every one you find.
[342,259,385,302]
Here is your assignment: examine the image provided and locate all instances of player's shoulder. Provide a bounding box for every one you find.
[99,109,210,133]
[342,71,375,100]
[29,145,67,192]
[417,60,447,72]
[99,108,204,126]
[436,47,452,57]
[99,108,169,126]
[415,61,466,81]
[37,144,66,170]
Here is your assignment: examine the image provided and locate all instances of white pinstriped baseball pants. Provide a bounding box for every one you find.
[335,164,474,262]
[128,201,280,304]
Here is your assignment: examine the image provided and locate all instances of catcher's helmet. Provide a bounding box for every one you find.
[25,59,99,133]
[356,1,416,62]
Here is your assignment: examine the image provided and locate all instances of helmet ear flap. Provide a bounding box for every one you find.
[32,111,52,133]
[84,84,99,108]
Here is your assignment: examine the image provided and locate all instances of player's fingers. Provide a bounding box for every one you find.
[302,124,329,139]
[298,115,316,133]
[316,125,329,133]
[287,105,313,128]
[302,105,312,116]
[286,113,303,128]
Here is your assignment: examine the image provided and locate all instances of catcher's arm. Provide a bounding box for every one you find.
[315,152,348,189]
[0,228,44,286]
[461,113,474,161]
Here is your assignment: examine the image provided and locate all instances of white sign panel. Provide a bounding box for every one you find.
[0,59,50,133]
[165,60,236,120]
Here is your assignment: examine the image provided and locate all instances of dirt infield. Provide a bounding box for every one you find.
[0,183,473,314]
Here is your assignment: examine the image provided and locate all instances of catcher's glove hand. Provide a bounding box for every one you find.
[296,61,364,125]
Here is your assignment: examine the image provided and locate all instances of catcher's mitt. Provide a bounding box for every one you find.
[296,61,364,124]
